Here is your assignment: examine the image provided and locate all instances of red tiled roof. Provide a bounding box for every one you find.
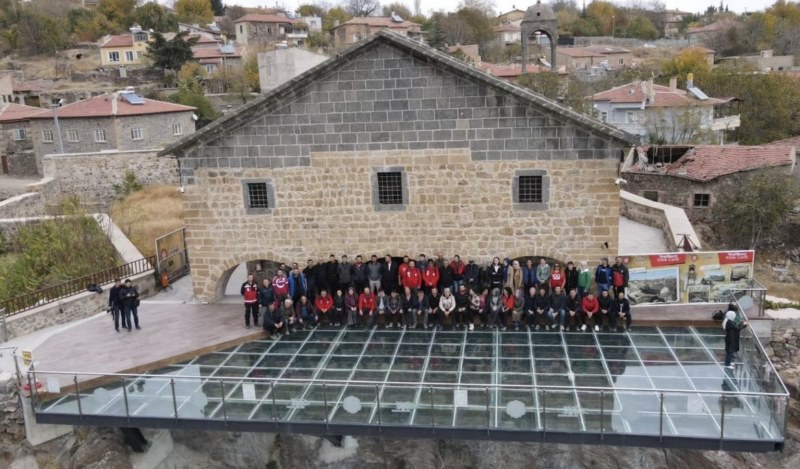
[590,81,724,107]
[192,35,220,44]
[27,93,195,119]
[627,145,796,182]
[12,81,45,93]
[766,135,800,149]
[192,46,244,60]
[336,17,421,30]
[494,23,520,33]
[234,14,298,24]
[0,103,45,123]
[100,34,133,48]
[557,47,604,58]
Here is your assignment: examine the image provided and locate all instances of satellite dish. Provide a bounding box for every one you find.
[192,113,199,121]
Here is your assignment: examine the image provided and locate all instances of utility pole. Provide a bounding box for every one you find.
[51,99,65,154]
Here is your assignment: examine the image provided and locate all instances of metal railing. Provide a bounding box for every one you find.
[732,279,768,318]
[0,256,156,317]
[28,368,789,444]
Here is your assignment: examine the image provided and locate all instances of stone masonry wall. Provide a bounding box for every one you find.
[619,190,701,251]
[42,149,179,210]
[4,270,155,340]
[186,148,620,302]
[0,193,45,220]
[0,121,37,177]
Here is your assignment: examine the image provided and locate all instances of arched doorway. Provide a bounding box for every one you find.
[521,1,559,73]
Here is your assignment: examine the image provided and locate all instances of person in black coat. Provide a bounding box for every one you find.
[382,254,400,293]
[108,278,125,332]
[119,279,140,331]
[723,305,748,369]
[564,262,580,295]
[610,291,631,332]
[325,255,339,293]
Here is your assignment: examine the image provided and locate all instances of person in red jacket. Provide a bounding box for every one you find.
[272,270,290,301]
[500,287,515,331]
[422,260,440,295]
[315,289,334,325]
[240,274,259,329]
[450,255,466,292]
[358,287,377,328]
[401,259,422,293]
[549,264,566,291]
[397,255,410,286]
[581,291,600,332]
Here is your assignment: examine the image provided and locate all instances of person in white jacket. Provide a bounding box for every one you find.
[438,288,456,330]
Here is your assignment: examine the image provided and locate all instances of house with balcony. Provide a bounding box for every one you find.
[99,25,152,67]
[331,16,422,50]
[589,77,740,144]
[234,14,308,46]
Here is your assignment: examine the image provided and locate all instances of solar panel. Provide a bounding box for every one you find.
[120,93,145,105]
[220,44,236,54]
[689,86,709,101]
[391,13,404,22]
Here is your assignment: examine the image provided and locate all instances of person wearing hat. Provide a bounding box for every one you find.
[119,278,140,332]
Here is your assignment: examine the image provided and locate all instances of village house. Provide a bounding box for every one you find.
[494,23,522,45]
[556,47,604,71]
[25,90,195,175]
[622,144,796,226]
[583,45,633,67]
[192,44,245,75]
[590,77,740,144]
[331,17,423,50]
[234,14,308,46]
[496,8,526,25]
[158,30,635,303]
[662,9,692,38]
[99,25,152,67]
[0,103,42,176]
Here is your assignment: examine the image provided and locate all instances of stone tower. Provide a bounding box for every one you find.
[521,0,558,73]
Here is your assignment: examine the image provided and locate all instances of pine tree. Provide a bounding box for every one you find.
[210,0,225,16]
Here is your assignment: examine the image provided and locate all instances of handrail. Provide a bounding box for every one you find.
[29,369,790,398]
[0,256,156,317]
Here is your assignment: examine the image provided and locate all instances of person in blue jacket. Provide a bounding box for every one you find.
[288,267,307,303]
[595,258,613,295]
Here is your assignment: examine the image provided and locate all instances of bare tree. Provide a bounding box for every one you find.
[343,0,380,17]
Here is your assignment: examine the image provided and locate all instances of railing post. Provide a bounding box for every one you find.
[542,389,547,437]
[485,387,490,435]
[322,382,329,429]
[26,369,35,411]
[719,396,726,449]
[271,381,278,424]
[659,392,664,443]
[600,390,604,441]
[122,377,130,420]
[170,378,178,419]
[219,380,228,423]
[375,385,382,431]
[429,386,435,433]
[74,375,83,418]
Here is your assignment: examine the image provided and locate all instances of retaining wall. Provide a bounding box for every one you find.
[620,190,702,251]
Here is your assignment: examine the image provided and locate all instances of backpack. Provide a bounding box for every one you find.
[711,310,725,321]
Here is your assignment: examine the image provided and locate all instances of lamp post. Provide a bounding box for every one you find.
[611,15,615,39]
[50,99,65,154]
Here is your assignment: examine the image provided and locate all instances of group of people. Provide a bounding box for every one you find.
[240,254,634,339]
[107,278,141,332]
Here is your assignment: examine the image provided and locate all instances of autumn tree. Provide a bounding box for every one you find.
[134,2,178,32]
[661,47,712,87]
[586,0,615,35]
[383,2,412,19]
[626,15,659,39]
[344,0,380,17]
[324,6,351,32]
[97,0,136,30]
[175,0,214,25]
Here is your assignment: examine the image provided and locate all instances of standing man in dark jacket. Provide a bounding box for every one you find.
[259,279,276,317]
[382,254,399,293]
[595,258,613,295]
[119,279,140,332]
[352,255,368,294]
[338,255,354,293]
[465,260,480,292]
[109,278,125,332]
[303,260,317,301]
[241,273,260,328]
[439,259,454,294]
[288,268,307,304]
[610,257,630,298]
[314,258,328,295]
[325,255,339,294]
[723,305,748,369]
[522,259,536,295]
[610,291,632,332]
[564,262,580,295]
[366,255,383,293]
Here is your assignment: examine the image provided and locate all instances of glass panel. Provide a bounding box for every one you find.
[662,392,718,438]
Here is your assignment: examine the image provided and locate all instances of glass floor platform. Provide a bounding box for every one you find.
[33,326,789,451]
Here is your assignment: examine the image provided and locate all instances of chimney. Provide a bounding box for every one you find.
[687,72,694,89]
[111,92,118,116]
[669,77,677,91]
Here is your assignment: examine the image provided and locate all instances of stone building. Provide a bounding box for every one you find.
[556,47,604,71]
[26,91,195,175]
[159,31,635,303]
[257,48,328,93]
[234,14,307,46]
[583,45,633,67]
[99,25,152,67]
[331,17,423,50]
[622,144,796,226]
[0,103,42,176]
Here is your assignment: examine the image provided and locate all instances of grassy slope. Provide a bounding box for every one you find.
[110,185,185,258]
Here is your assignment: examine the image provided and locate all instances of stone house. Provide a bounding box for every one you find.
[496,8,526,25]
[662,9,692,37]
[622,144,796,226]
[590,78,740,144]
[332,17,423,50]
[26,91,195,175]
[234,14,307,46]
[0,103,42,176]
[257,48,328,93]
[99,26,152,67]
[159,30,635,303]
[583,45,633,67]
[192,44,245,75]
[556,47,604,71]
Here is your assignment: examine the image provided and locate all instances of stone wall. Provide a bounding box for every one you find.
[186,148,620,302]
[42,149,179,210]
[0,193,45,220]
[0,121,37,177]
[619,190,702,251]
[0,376,25,458]
[3,270,155,340]
[770,318,800,423]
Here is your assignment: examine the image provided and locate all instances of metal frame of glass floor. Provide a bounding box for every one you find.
[32,326,789,452]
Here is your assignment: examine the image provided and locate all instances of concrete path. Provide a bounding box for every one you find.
[619,216,669,254]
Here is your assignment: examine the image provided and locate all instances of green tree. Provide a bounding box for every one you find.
[174,65,219,128]
[134,2,178,32]
[112,170,143,199]
[297,4,326,17]
[97,0,136,30]
[323,7,351,33]
[175,0,214,24]
[14,10,69,55]
[424,13,447,49]
[586,0,615,35]
[626,16,659,40]
[661,47,712,87]
[718,173,800,249]
[146,31,198,71]
[571,17,601,36]
[211,0,225,16]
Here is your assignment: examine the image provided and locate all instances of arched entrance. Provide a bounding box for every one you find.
[219,259,284,299]
[521,1,559,73]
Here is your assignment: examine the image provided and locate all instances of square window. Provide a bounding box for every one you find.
[173,123,182,136]
[376,171,403,205]
[109,51,119,62]
[643,191,659,202]
[67,129,79,142]
[600,112,608,122]
[518,175,543,203]
[693,193,710,207]
[131,127,143,140]
[41,130,54,143]
[247,182,270,209]
[12,129,27,141]
[94,129,107,142]
[125,51,135,62]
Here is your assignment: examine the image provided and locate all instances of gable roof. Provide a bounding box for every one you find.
[234,14,298,24]
[0,103,45,123]
[334,17,421,30]
[591,81,725,107]
[584,45,631,55]
[100,34,134,48]
[625,145,796,182]
[765,135,800,149]
[160,30,635,157]
[557,47,604,58]
[27,93,195,119]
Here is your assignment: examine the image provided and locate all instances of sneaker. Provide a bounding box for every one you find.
[514,326,520,331]
[626,327,631,332]
[115,328,120,333]
[594,325,600,332]
[546,325,551,331]
[469,323,474,331]
[534,325,540,331]
[560,325,565,331]
[725,365,735,370]
[580,324,587,331]
[501,326,507,331]
[135,326,141,330]
[246,325,251,329]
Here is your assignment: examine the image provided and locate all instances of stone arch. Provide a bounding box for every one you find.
[521,1,559,74]
[201,250,291,303]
